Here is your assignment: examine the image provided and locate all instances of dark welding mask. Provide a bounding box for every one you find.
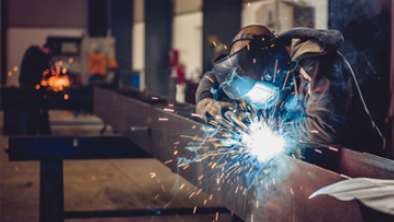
[213,34,295,109]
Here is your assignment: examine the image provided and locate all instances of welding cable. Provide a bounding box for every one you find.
[338,52,387,156]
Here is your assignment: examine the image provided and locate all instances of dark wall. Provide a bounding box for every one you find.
[202,0,241,73]
[111,0,132,70]
[3,0,88,84]
[9,0,87,28]
[329,0,391,136]
[145,0,172,96]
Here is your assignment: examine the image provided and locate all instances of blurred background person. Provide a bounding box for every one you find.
[18,41,56,135]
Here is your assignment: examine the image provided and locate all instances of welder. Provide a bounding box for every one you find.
[195,25,387,159]
[18,41,56,135]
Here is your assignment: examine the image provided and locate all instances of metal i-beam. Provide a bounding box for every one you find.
[93,86,394,221]
[9,136,151,161]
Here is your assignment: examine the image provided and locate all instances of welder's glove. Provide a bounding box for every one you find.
[195,98,235,122]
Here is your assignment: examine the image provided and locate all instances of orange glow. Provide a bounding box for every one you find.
[68,57,73,64]
[42,69,50,76]
[58,61,63,66]
[35,84,40,90]
[62,68,67,74]
[40,75,70,92]
[13,66,18,72]
[8,71,12,76]
[64,94,69,100]
[40,79,47,87]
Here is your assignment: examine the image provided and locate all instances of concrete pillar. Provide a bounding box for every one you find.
[88,0,108,37]
[145,0,172,96]
[111,0,132,70]
[202,0,241,73]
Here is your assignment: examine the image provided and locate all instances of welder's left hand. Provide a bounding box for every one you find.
[195,98,236,122]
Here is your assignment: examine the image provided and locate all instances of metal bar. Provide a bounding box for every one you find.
[0,87,90,111]
[40,160,64,222]
[64,207,231,218]
[340,148,394,179]
[93,86,393,221]
[8,136,152,161]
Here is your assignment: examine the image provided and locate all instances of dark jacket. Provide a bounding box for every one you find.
[196,28,386,157]
[19,46,51,89]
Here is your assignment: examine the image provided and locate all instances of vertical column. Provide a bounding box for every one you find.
[145,0,172,96]
[202,0,241,73]
[40,160,64,222]
[1,0,8,84]
[132,0,146,91]
[391,0,394,159]
[111,0,132,70]
[88,0,108,37]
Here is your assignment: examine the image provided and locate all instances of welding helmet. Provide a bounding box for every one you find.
[213,33,295,109]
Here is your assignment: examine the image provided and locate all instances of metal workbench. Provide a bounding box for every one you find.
[1,86,91,135]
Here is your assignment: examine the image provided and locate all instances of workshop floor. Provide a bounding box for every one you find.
[0,111,232,222]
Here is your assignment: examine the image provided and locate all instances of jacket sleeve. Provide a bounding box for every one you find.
[196,71,232,103]
[284,53,350,146]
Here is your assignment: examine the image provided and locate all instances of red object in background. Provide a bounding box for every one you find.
[177,64,185,84]
[169,49,179,68]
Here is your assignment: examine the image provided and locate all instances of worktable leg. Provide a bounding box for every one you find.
[17,113,27,135]
[40,160,64,222]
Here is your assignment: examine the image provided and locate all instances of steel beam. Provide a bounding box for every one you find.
[340,148,394,179]
[93,86,394,221]
[8,136,152,161]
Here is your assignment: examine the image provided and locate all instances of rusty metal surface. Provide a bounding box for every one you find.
[341,148,394,179]
[93,86,393,221]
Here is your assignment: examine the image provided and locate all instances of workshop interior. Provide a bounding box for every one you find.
[1,0,394,221]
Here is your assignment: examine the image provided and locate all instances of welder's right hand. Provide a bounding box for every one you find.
[195,98,235,122]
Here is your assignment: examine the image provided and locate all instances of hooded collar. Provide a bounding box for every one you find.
[279,28,344,62]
